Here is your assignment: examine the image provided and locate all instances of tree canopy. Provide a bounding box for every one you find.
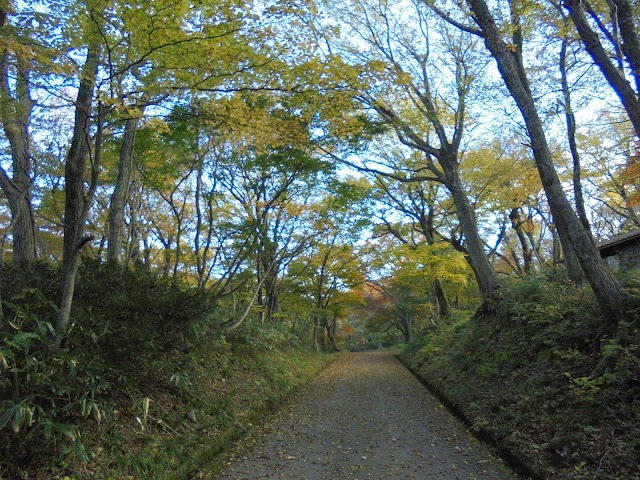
[0,0,638,350]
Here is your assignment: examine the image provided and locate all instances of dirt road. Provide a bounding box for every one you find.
[217,351,516,480]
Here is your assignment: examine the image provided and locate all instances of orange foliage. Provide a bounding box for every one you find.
[341,325,356,335]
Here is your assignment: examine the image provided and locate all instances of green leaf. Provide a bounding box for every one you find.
[12,404,33,433]
[0,404,17,431]
[55,423,78,441]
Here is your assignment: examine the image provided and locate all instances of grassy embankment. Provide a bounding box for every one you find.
[399,268,640,480]
[0,260,332,479]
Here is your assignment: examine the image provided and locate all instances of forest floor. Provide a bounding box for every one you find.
[205,351,517,480]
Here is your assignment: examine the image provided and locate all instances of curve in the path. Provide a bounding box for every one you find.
[218,351,516,480]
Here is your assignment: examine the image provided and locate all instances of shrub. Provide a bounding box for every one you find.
[0,259,216,477]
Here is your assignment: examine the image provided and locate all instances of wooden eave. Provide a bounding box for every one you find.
[597,229,640,258]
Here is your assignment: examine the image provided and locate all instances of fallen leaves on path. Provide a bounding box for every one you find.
[217,352,516,480]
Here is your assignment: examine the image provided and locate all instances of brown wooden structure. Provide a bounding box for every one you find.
[597,229,640,268]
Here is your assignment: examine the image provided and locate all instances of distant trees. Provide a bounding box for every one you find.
[288,179,372,350]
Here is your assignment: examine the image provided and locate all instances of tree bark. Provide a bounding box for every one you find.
[161,234,173,277]
[107,114,143,263]
[402,317,412,343]
[55,41,101,347]
[465,0,636,319]
[433,277,450,317]
[560,37,592,237]
[325,320,340,352]
[555,219,585,283]
[312,317,321,351]
[509,208,532,274]
[0,9,37,262]
[442,153,499,296]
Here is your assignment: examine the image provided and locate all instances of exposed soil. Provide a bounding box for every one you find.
[216,351,517,479]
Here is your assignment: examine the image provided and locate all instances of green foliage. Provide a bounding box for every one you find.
[0,284,96,471]
[0,260,331,479]
[400,269,640,480]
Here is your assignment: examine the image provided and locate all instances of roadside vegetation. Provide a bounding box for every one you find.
[2,0,640,478]
[0,261,332,479]
[399,268,640,480]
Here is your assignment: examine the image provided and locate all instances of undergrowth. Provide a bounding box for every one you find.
[400,267,640,480]
[0,260,331,479]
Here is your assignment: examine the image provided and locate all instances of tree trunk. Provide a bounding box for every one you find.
[564,0,640,136]
[560,37,592,237]
[312,317,321,351]
[556,219,585,283]
[162,235,173,277]
[442,155,499,296]
[433,277,450,317]
[402,318,412,343]
[509,208,532,274]
[55,41,101,347]
[0,10,37,262]
[325,322,340,352]
[107,114,142,263]
[551,226,562,266]
[466,0,636,319]
[173,223,182,284]
[3,192,37,262]
[195,155,207,288]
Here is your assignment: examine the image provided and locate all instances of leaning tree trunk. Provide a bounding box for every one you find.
[107,114,143,263]
[466,0,636,320]
[442,153,499,296]
[55,42,101,348]
[563,0,640,137]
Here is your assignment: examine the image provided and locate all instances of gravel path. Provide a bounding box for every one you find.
[218,351,516,480]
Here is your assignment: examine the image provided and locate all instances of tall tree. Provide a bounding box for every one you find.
[56,36,103,347]
[0,7,37,262]
[106,111,144,263]
[322,0,499,295]
[559,31,592,238]
[430,0,637,319]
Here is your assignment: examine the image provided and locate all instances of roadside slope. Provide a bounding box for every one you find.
[399,271,640,480]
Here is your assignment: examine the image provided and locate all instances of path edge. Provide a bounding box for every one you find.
[395,352,545,480]
[199,352,340,478]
